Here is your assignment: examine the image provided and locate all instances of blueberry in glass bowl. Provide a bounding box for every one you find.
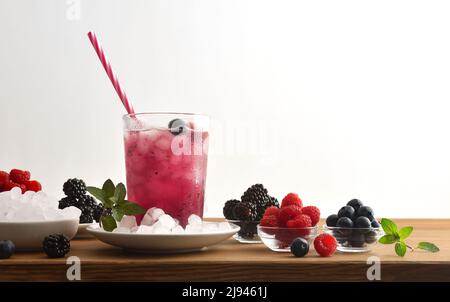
[324,199,383,252]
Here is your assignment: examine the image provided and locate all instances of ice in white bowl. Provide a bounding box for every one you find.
[0,187,81,222]
[0,188,80,250]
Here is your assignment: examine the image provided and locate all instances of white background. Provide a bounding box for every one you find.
[1,0,450,218]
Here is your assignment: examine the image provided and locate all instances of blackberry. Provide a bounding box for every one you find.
[93,204,112,222]
[267,196,279,208]
[223,199,240,220]
[93,204,104,222]
[43,234,70,258]
[58,196,76,209]
[241,184,269,206]
[237,221,258,239]
[80,208,94,224]
[241,184,275,219]
[63,178,86,198]
[233,202,257,221]
[76,195,96,210]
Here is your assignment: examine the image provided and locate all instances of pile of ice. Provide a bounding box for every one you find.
[0,187,81,222]
[112,207,232,234]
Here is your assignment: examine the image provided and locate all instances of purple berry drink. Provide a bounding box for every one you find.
[123,113,209,227]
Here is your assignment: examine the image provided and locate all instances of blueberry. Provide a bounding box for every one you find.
[371,220,380,228]
[332,230,347,244]
[338,206,355,220]
[326,214,339,227]
[356,206,374,221]
[168,118,186,135]
[354,216,371,228]
[365,230,378,244]
[290,237,309,257]
[348,232,366,247]
[336,217,353,228]
[347,199,363,211]
[0,240,15,259]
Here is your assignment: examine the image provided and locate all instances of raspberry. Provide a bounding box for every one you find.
[301,206,320,226]
[314,233,337,257]
[278,205,302,227]
[286,214,312,236]
[286,214,312,228]
[0,171,9,191]
[2,181,26,193]
[25,180,42,192]
[281,193,302,208]
[9,169,30,184]
[263,206,280,218]
[260,215,279,227]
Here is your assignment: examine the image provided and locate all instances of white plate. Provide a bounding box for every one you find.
[87,222,240,253]
[0,219,79,251]
[76,223,97,238]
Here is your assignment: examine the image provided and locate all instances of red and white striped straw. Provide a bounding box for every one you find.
[87,31,135,114]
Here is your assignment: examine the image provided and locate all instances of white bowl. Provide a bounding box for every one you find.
[0,219,79,251]
[87,222,240,253]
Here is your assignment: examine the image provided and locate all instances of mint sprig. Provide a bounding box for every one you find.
[378,218,440,256]
[87,179,146,232]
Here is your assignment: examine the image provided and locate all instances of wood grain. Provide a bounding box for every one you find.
[1,219,449,281]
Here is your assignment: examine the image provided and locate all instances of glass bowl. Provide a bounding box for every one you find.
[226,220,261,243]
[257,225,319,252]
[323,225,383,252]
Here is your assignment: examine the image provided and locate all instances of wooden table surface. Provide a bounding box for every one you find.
[1,219,449,282]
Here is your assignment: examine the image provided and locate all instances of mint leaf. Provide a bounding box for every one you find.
[102,179,115,199]
[417,242,440,253]
[381,218,398,236]
[114,183,127,203]
[395,241,407,257]
[112,206,125,222]
[122,201,146,216]
[398,226,413,240]
[101,215,117,232]
[86,186,106,203]
[379,234,398,244]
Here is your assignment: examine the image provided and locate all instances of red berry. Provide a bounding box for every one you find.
[260,215,279,227]
[3,181,26,193]
[281,193,302,208]
[0,171,10,191]
[286,214,312,236]
[302,206,321,226]
[263,206,280,218]
[286,214,312,228]
[25,180,42,192]
[278,205,302,227]
[9,169,31,184]
[314,233,337,257]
